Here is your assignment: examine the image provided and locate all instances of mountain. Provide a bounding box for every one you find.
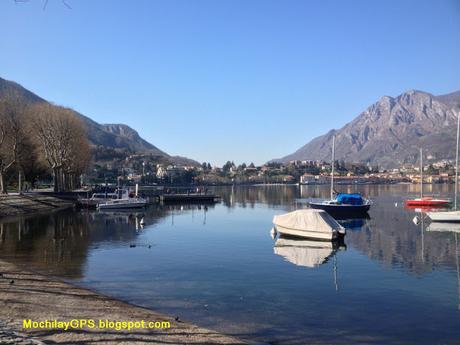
[0,77,197,165]
[275,89,460,168]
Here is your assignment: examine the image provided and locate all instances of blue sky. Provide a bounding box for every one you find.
[1,0,459,165]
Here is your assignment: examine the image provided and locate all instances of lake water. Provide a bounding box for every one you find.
[1,185,460,344]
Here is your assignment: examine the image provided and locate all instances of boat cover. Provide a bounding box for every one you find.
[336,193,363,205]
[273,209,343,232]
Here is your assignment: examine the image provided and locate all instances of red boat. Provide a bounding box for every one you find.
[405,149,451,208]
[405,197,451,207]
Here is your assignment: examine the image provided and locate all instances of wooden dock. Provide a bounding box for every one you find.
[160,193,221,203]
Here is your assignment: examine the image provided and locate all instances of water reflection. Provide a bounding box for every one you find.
[426,222,460,310]
[0,207,168,277]
[337,217,369,231]
[0,185,460,344]
[274,236,342,268]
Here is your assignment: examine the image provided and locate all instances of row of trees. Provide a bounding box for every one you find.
[0,95,90,193]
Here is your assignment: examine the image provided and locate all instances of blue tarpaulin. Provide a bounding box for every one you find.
[336,193,364,205]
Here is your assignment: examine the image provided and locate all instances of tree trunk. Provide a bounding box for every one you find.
[53,167,59,192]
[59,169,64,192]
[63,172,68,192]
[0,171,6,194]
[18,169,22,195]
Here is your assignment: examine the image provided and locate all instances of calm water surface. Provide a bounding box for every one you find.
[1,185,460,344]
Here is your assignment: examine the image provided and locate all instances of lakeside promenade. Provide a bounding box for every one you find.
[0,260,247,345]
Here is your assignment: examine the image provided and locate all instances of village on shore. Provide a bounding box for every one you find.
[88,153,459,187]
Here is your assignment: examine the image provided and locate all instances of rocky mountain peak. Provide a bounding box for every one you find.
[275,88,460,167]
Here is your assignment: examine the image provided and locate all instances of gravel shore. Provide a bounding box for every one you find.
[0,260,247,345]
[0,194,74,217]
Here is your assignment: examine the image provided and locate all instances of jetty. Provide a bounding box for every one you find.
[160,193,221,203]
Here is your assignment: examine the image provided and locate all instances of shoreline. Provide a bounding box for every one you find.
[0,194,74,218]
[0,259,247,345]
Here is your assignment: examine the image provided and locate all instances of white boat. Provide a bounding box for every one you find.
[98,188,147,210]
[427,222,460,233]
[273,209,345,240]
[98,198,147,209]
[78,192,118,208]
[427,110,460,222]
[274,237,335,268]
[427,211,460,223]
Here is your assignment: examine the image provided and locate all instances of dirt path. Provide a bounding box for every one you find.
[0,260,247,345]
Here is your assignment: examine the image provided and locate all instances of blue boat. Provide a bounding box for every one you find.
[309,193,371,216]
[308,135,371,217]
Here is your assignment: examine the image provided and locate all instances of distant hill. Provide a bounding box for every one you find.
[0,77,198,165]
[274,89,460,168]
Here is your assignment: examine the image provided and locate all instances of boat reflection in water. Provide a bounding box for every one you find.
[426,222,460,309]
[273,235,346,291]
[335,214,370,231]
[274,236,342,268]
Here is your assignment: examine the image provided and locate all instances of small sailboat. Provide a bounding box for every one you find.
[273,209,345,240]
[427,111,460,222]
[405,148,450,207]
[308,135,371,216]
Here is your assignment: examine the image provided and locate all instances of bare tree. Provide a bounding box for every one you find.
[0,97,25,194]
[16,115,38,193]
[30,103,90,192]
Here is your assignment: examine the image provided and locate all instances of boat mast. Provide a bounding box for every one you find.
[331,135,335,201]
[455,111,459,210]
[420,148,423,199]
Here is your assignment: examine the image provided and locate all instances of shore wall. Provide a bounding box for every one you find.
[0,260,247,345]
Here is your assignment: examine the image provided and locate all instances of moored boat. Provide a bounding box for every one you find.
[405,197,451,207]
[98,198,147,210]
[78,192,118,209]
[426,111,460,222]
[309,193,371,216]
[405,148,450,208]
[427,211,460,223]
[98,188,147,210]
[273,209,345,240]
[307,135,371,217]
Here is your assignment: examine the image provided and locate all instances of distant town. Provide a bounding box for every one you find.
[88,153,459,187]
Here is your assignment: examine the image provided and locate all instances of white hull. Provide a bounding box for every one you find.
[427,222,460,233]
[98,199,147,210]
[427,211,460,222]
[274,224,337,240]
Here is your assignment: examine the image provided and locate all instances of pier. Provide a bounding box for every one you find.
[160,193,221,203]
